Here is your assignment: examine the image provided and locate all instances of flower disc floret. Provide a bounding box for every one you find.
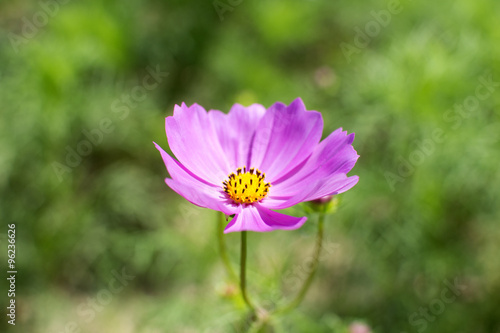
[223,167,271,204]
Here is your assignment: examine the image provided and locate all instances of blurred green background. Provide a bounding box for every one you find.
[1,0,499,332]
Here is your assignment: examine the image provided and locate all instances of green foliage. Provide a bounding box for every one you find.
[1,0,499,332]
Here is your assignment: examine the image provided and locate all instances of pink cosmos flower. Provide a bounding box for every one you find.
[154,98,359,233]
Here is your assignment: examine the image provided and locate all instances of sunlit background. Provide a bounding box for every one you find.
[1,0,500,332]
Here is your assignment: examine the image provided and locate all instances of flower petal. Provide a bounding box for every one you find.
[263,129,359,209]
[307,175,359,200]
[223,204,307,233]
[208,103,266,171]
[265,174,359,210]
[261,179,326,210]
[250,98,323,182]
[154,142,240,215]
[166,103,232,185]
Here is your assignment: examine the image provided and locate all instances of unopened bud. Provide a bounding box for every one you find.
[309,195,340,214]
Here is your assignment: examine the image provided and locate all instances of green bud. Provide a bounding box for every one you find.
[309,195,340,214]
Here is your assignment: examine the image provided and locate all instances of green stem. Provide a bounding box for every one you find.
[240,231,255,312]
[217,212,237,281]
[273,212,325,315]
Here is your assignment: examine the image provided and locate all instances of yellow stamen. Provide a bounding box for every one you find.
[222,166,271,204]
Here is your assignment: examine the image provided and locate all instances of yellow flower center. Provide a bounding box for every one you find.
[223,167,271,204]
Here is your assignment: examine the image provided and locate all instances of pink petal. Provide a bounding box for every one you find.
[166,103,232,185]
[263,128,359,209]
[266,174,359,210]
[250,98,323,182]
[154,142,240,216]
[223,204,307,233]
[208,103,266,171]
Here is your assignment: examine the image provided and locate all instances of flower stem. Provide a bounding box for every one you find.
[217,212,237,281]
[274,212,325,315]
[240,231,255,312]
